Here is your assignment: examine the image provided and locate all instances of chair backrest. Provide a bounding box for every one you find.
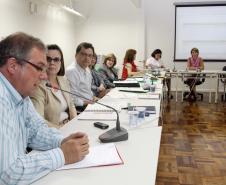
[196,73,206,85]
[223,66,226,71]
[183,73,206,86]
[221,66,226,83]
[200,73,206,83]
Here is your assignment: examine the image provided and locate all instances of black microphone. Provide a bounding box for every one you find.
[46,82,128,143]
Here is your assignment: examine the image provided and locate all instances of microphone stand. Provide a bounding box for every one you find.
[46,83,128,143]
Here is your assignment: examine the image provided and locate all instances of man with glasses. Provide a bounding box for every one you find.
[66,42,98,112]
[0,32,89,185]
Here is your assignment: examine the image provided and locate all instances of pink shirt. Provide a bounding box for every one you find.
[188,57,202,68]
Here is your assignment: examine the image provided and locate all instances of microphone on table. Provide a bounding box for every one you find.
[45,82,128,143]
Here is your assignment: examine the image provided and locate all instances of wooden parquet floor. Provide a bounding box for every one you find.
[156,96,226,185]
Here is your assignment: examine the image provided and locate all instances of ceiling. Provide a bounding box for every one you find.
[37,0,141,9]
[27,0,141,18]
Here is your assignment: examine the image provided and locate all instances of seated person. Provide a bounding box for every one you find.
[184,47,205,100]
[89,53,108,98]
[0,32,89,184]
[145,49,164,69]
[66,42,98,112]
[146,49,172,98]
[98,53,118,88]
[31,44,77,128]
[122,49,143,80]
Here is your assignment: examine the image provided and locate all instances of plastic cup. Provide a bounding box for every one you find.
[128,111,138,128]
[136,107,146,125]
[150,84,156,92]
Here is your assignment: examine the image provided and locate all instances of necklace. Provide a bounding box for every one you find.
[191,57,199,67]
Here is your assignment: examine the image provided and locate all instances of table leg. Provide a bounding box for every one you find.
[176,74,178,102]
[215,75,219,103]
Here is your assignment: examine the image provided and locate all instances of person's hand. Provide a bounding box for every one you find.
[61,132,87,144]
[93,96,99,102]
[138,70,145,75]
[84,99,94,105]
[61,132,89,164]
[98,84,106,92]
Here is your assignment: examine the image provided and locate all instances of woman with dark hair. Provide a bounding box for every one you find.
[146,49,172,99]
[31,44,77,128]
[145,49,164,69]
[98,53,118,88]
[122,49,143,80]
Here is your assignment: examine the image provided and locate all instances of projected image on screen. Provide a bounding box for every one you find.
[174,3,226,61]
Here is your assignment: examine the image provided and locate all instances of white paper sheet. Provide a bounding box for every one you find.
[57,143,123,170]
[78,111,117,120]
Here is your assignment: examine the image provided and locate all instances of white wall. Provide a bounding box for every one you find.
[0,0,79,64]
[142,0,226,91]
[143,0,226,70]
[73,0,145,76]
[73,0,225,90]
[1,0,225,91]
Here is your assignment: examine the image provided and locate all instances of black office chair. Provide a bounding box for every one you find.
[221,66,226,101]
[183,74,206,101]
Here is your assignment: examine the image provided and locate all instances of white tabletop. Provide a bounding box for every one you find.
[168,70,226,75]
[32,117,162,185]
[32,86,163,185]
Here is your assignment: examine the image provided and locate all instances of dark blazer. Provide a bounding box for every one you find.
[91,69,105,96]
[98,64,118,88]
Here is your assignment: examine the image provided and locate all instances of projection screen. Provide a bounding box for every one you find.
[174,2,226,61]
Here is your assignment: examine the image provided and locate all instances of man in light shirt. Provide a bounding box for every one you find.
[66,42,98,112]
[0,32,89,185]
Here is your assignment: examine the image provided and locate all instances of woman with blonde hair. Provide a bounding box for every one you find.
[184,47,205,100]
[98,53,118,88]
[187,48,204,70]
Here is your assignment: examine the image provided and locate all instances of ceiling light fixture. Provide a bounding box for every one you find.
[62,5,83,17]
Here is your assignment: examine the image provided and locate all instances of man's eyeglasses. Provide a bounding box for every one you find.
[20,58,47,73]
[47,56,61,63]
[0,56,47,73]
[79,52,93,59]
[12,57,47,73]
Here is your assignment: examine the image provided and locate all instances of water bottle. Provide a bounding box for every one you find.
[143,74,150,90]
[150,79,156,92]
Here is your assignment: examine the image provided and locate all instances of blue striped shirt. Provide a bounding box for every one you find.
[0,73,65,185]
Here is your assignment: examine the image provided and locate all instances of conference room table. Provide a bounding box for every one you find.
[32,83,163,185]
[166,70,226,103]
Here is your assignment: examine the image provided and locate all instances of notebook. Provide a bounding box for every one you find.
[83,103,121,113]
[113,80,140,87]
[118,88,149,93]
[57,143,123,170]
[78,111,117,121]
[137,93,160,99]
